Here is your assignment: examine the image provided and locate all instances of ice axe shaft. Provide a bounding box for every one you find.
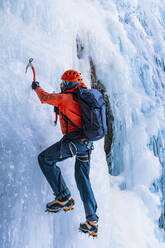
[25,58,36,81]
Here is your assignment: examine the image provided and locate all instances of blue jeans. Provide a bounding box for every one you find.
[38,139,98,222]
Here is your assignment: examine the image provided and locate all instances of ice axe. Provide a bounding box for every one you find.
[25,58,36,81]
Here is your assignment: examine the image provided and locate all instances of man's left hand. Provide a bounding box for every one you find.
[32,81,40,90]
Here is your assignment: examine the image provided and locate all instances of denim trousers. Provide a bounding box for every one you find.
[38,139,98,222]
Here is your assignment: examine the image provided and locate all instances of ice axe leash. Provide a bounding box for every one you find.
[25,58,36,81]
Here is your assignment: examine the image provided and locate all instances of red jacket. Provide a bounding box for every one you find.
[35,87,82,135]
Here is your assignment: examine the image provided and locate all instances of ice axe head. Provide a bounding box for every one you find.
[25,58,36,81]
[25,58,33,73]
[29,58,33,63]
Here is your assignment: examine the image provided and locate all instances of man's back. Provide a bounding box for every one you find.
[35,87,82,135]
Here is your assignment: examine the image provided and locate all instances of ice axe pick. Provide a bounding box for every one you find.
[25,58,36,82]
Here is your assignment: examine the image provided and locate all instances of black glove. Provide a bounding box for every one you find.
[32,81,40,90]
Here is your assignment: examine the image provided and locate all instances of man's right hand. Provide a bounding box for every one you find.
[32,81,40,90]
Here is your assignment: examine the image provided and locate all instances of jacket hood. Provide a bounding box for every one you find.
[62,81,87,93]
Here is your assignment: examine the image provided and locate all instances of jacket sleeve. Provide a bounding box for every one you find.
[35,87,62,106]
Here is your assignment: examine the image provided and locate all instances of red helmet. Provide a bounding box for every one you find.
[61,69,83,83]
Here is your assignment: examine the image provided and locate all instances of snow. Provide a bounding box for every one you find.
[1,0,165,247]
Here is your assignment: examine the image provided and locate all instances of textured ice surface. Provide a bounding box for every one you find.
[1,0,165,247]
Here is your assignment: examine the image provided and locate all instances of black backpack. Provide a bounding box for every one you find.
[54,87,107,141]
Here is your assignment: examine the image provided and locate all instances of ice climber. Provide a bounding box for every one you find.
[32,70,99,237]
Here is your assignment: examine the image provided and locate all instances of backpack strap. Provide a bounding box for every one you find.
[53,91,80,132]
[61,113,82,134]
[54,106,60,125]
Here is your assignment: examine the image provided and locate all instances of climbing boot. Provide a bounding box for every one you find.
[46,196,74,213]
[79,221,98,237]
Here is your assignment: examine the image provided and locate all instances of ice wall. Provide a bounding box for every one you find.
[1,0,165,247]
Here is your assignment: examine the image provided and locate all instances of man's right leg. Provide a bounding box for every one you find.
[38,140,74,212]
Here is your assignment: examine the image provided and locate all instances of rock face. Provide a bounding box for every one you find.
[89,58,114,172]
[76,36,115,174]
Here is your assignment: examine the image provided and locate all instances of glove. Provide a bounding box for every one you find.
[32,81,40,90]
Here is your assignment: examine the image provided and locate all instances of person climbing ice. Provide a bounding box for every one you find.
[31,69,106,237]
